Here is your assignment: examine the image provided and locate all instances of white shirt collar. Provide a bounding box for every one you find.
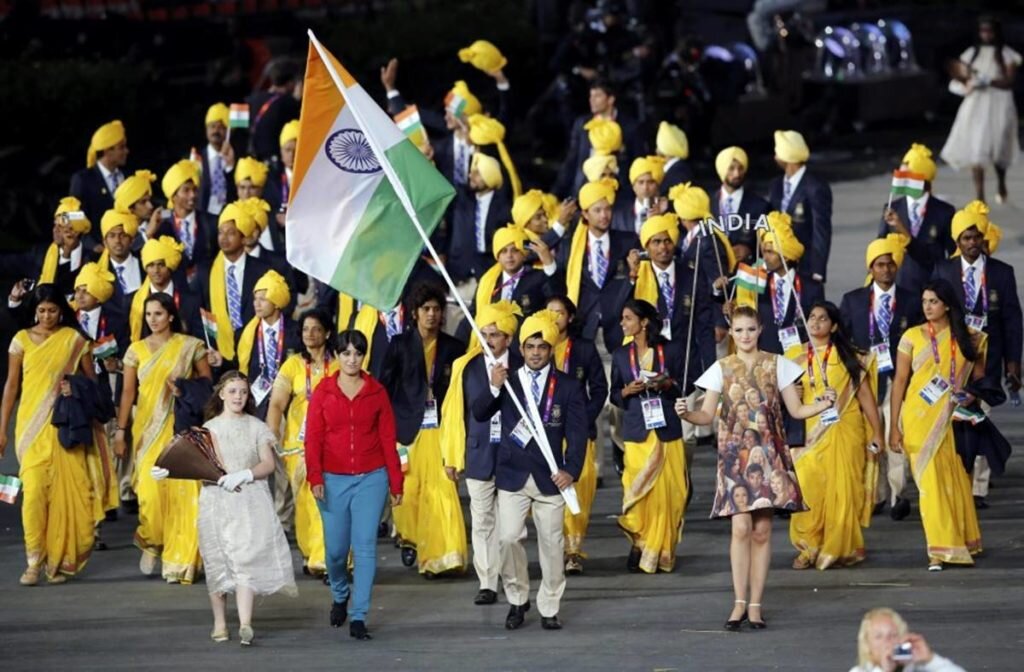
[79,306,102,338]
[652,259,676,285]
[907,191,930,210]
[588,228,610,246]
[487,350,510,368]
[502,267,525,282]
[151,278,175,295]
[721,185,744,204]
[97,162,118,183]
[476,189,495,207]
[518,363,551,396]
[961,254,986,274]
[261,315,282,332]
[248,245,262,258]
[663,157,679,171]
[206,143,222,165]
[872,282,895,301]
[284,167,294,183]
[224,253,247,279]
[785,165,807,194]
[60,242,84,269]
[112,254,142,292]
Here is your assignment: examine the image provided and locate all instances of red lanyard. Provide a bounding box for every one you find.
[926,322,957,391]
[769,273,802,324]
[492,269,525,298]
[280,171,290,208]
[559,338,573,374]
[304,355,330,400]
[806,341,832,390]
[540,374,557,423]
[867,290,895,343]
[256,319,285,372]
[629,343,665,380]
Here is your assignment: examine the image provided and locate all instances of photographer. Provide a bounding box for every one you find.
[851,608,966,672]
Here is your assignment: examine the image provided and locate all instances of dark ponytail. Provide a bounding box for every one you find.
[923,280,978,362]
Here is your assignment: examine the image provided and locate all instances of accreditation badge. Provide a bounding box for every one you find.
[642,398,667,430]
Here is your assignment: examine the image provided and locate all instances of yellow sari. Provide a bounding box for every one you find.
[11,328,94,580]
[618,348,687,573]
[124,333,206,583]
[790,348,877,569]
[898,325,984,564]
[555,339,596,558]
[272,353,337,572]
[392,338,468,574]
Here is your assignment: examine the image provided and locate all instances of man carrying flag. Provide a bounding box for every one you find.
[879,144,956,295]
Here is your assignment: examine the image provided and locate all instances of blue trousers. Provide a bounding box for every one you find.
[318,469,388,621]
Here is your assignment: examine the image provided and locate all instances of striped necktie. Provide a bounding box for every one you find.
[659,270,674,314]
[227,265,243,330]
[909,199,923,237]
[529,369,542,404]
[877,293,892,341]
[773,277,786,323]
[781,178,793,212]
[964,266,978,312]
[593,239,608,288]
[265,326,279,380]
[115,265,127,292]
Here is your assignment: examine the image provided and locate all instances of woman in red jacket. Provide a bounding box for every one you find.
[306,329,403,641]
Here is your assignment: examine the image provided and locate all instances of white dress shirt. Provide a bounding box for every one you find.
[78,306,102,340]
[111,255,142,294]
[224,254,247,295]
[518,363,552,406]
[259,316,283,368]
[720,186,744,216]
[97,162,123,194]
[151,279,175,296]
[475,190,496,253]
[784,165,807,202]
[587,230,611,283]
[59,242,84,270]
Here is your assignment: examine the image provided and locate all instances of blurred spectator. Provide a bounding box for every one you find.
[850,608,967,672]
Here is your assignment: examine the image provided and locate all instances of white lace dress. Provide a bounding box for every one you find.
[198,414,297,597]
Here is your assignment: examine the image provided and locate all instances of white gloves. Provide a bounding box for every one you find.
[150,467,170,481]
[218,469,254,492]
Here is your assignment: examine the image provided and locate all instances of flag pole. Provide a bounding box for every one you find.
[307,31,579,513]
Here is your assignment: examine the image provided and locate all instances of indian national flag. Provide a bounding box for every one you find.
[229,103,250,129]
[890,170,926,199]
[285,33,455,310]
[444,90,468,118]
[952,405,986,425]
[92,334,119,360]
[0,474,21,504]
[394,105,428,149]
[734,262,768,294]
[200,308,218,342]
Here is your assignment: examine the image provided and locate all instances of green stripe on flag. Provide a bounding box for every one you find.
[891,185,925,199]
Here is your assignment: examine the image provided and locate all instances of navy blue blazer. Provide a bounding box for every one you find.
[55,246,99,299]
[609,340,686,442]
[839,284,923,399]
[104,254,145,312]
[162,212,213,274]
[660,159,694,196]
[197,146,238,219]
[767,171,833,283]
[246,91,301,163]
[261,163,289,252]
[876,195,955,296]
[379,330,464,445]
[69,166,116,250]
[459,351,524,481]
[552,111,645,198]
[709,187,771,249]
[244,318,303,420]
[933,256,1023,381]
[448,185,510,282]
[196,254,271,355]
[471,367,587,496]
[83,301,130,406]
[555,337,607,439]
[556,225,638,347]
[756,272,824,355]
[643,256,717,381]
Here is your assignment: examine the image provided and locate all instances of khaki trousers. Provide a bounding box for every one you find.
[466,477,500,591]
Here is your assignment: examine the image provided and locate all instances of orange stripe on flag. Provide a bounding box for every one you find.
[892,169,927,181]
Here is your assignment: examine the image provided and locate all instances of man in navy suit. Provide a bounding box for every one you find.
[877,144,955,296]
[711,146,770,260]
[933,208,1022,506]
[611,156,666,237]
[159,160,209,285]
[70,120,129,251]
[247,60,301,164]
[261,120,298,251]
[196,103,238,235]
[239,271,302,420]
[767,131,832,296]
[472,312,586,632]
[98,210,144,311]
[449,153,511,286]
[840,238,923,519]
[552,79,645,198]
[442,303,523,606]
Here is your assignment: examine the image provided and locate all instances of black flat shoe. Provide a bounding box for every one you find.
[121,499,139,515]
[891,497,911,521]
[104,509,119,522]
[540,615,562,630]
[724,602,748,632]
[748,603,766,629]
[626,547,642,573]
[474,589,497,605]
[349,620,371,640]
[330,600,348,628]
[974,496,989,510]
[504,601,530,630]
[377,522,389,538]
[401,548,417,568]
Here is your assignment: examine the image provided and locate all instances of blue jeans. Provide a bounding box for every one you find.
[318,469,389,621]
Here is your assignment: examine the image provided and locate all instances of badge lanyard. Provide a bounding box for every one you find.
[769,273,802,325]
[492,269,525,298]
[806,341,833,391]
[559,339,573,374]
[304,354,331,400]
[926,322,957,392]
[629,343,666,400]
[867,291,895,344]
[540,375,557,423]
[962,266,988,316]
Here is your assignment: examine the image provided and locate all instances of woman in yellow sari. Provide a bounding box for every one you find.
[0,284,96,585]
[267,309,336,577]
[114,293,211,583]
[890,281,985,571]
[790,302,885,570]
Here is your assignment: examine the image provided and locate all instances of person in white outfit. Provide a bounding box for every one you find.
[849,608,966,672]
[941,16,1021,204]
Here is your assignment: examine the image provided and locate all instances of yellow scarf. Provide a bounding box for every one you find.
[338,292,386,371]
[440,338,485,472]
[39,243,60,284]
[209,252,237,360]
[495,140,522,200]
[565,221,590,306]
[474,263,504,310]
[129,277,152,342]
[236,316,261,374]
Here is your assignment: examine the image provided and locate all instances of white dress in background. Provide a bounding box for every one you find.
[198,414,297,597]
[941,44,1022,169]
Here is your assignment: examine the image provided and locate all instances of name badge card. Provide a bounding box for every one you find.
[819,407,840,426]
[422,399,439,428]
[660,318,672,341]
[510,418,533,449]
[919,375,950,406]
[251,376,273,407]
[297,418,306,442]
[489,412,502,443]
[642,398,667,430]
[872,343,894,374]
[966,315,987,331]
[779,326,802,351]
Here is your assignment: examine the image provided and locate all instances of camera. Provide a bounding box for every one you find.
[60,210,87,225]
[892,642,914,663]
[21,278,36,292]
[637,251,650,260]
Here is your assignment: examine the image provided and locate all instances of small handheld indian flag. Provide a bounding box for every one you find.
[92,334,119,360]
[229,103,250,129]
[734,262,768,294]
[444,90,468,118]
[200,308,218,346]
[952,405,986,425]
[0,474,22,504]
[189,147,204,178]
[394,105,428,149]
[890,170,926,199]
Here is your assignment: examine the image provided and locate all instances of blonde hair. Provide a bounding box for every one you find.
[857,608,908,667]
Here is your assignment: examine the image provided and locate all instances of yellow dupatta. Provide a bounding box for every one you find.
[474,263,503,310]
[208,252,237,359]
[129,334,203,464]
[39,244,60,284]
[235,316,261,374]
[128,277,152,342]
[439,337,484,472]
[564,220,589,306]
[337,292,384,371]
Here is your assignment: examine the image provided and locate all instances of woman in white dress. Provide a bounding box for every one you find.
[199,371,297,646]
[941,16,1021,203]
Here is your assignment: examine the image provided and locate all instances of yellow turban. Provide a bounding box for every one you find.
[53,196,91,233]
[519,309,560,347]
[760,211,805,261]
[669,182,712,221]
[235,156,269,187]
[579,179,617,210]
[458,39,507,72]
[468,114,521,198]
[477,299,522,336]
[448,81,482,117]
[87,120,126,168]
[582,154,618,183]
[512,189,545,228]
[715,146,749,182]
[985,221,1002,255]
[162,159,200,201]
[629,156,666,185]
[541,192,560,220]
[205,103,229,128]
[774,130,810,164]
[901,143,936,182]
[952,200,990,240]
[254,269,291,309]
[243,198,271,232]
[492,225,529,259]
[219,201,258,237]
[585,118,623,156]
[74,262,116,304]
[656,121,689,159]
[471,152,504,190]
[865,234,908,269]
[100,209,139,238]
[280,119,300,148]
[114,170,156,211]
[640,213,681,248]
[141,236,185,270]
